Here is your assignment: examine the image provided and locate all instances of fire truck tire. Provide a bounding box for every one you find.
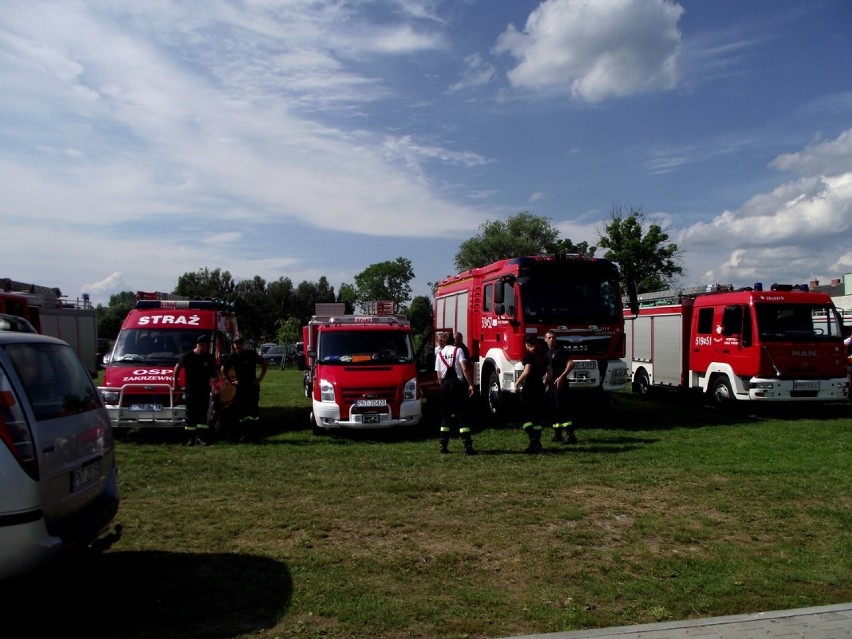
[484,367,504,424]
[710,376,735,408]
[633,368,650,396]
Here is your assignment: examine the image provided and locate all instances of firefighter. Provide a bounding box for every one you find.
[544,329,578,444]
[435,331,476,455]
[514,334,548,453]
[174,334,217,446]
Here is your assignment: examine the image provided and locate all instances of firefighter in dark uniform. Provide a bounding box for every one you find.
[514,334,548,453]
[174,334,218,446]
[435,331,476,455]
[544,329,578,444]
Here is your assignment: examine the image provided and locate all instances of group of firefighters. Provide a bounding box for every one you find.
[434,329,577,456]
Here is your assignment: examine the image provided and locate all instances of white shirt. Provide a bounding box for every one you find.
[436,344,466,380]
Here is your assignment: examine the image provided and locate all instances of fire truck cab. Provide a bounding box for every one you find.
[99,292,239,429]
[303,303,421,434]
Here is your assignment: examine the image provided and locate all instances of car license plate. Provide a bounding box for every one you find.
[794,381,819,391]
[130,403,163,412]
[355,399,387,407]
[71,460,100,491]
[573,360,596,370]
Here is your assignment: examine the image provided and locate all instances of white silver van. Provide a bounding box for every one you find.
[0,331,121,579]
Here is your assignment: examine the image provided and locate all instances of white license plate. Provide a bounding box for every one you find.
[355,399,387,407]
[573,361,597,370]
[71,460,100,491]
[130,403,163,412]
[794,381,819,391]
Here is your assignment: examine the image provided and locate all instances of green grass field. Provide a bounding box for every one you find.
[7,368,851,639]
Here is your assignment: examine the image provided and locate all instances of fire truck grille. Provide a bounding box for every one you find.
[557,335,613,356]
[341,387,397,403]
[120,393,170,406]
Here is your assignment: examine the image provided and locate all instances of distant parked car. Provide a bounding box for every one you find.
[262,345,288,365]
[0,332,121,580]
[257,342,275,355]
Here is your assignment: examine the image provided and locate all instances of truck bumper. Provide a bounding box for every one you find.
[313,399,422,429]
[746,377,849,401]
[570,359,630,392]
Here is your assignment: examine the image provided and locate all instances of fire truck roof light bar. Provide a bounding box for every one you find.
[314,315,406,326]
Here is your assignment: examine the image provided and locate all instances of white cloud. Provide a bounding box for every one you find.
[494,0,683,102]
[677,128,852,286]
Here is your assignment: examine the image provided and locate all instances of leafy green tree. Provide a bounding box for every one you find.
[234,276,271,341]
[406,294,434,350]
[336,282,357,315]
[597,206,683,313]
[175,267,236,300]
[291,277,337,325]
[96,291,135,340]
[275,316,302,346]
[353,257,414,314]
[454,211,595,271]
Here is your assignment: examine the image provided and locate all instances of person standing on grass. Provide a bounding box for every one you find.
[544,329,578,444]
[174,334,218,446]
[435,331,477,456]
[223,336,269,438]
[514,334,548,454]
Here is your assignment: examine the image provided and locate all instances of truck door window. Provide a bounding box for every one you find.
[722,305,743,336]
[483,284,492,312]
[696,308,714,334]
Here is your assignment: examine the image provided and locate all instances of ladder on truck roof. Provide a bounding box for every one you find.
[628,283,734,308]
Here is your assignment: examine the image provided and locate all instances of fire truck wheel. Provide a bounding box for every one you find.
[710,376,734,408]
[633,368,650,396]
[485,367,504,423]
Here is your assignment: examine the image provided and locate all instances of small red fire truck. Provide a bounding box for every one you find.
[303,302,422,434]
[99,292,239,429]
[434,254,630,420]
[624,283,849,406]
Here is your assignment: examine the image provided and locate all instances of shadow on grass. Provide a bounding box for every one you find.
[1,550,292,639]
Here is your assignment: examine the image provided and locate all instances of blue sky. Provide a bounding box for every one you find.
[2,0,851,307]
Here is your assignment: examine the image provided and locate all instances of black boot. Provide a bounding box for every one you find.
[463,437,476,456]
[439,438,450,454]
[550,426,565,442]
[523,427,542,454]
[564,423,578,444]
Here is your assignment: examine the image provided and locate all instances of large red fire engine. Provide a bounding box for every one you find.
[303,302,422,434]
[434,254,630,420]
[624,283,849,405]
[99,292,239,429]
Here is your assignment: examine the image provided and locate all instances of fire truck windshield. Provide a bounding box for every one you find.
[112,329,205,362]
[318,330,414,364]
[756,304,843,341]
[520,275,622,325]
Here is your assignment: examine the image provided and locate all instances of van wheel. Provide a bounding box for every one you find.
[633,368,650,396]
[710,376,734,408]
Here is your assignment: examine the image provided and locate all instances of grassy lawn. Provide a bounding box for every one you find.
[8,368,851,639]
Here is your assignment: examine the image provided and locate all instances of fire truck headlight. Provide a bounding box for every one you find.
[403,377,417,401]
[319,379,335,402]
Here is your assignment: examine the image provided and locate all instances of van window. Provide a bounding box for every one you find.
[4,342,101,421]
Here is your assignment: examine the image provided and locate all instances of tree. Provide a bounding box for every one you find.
[234,276,270,342]
[175,267,236,300]
[406,294,434,350]
[454,212,595,272]
[353,257,414,314]
[96,291,135,340]
[597,206,683,313]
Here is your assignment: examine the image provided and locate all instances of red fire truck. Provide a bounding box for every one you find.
[1,278,99,376]
[434,254,630,421]
[624,283,849,406]
[303,302,422,434]
[99,292,239,429]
